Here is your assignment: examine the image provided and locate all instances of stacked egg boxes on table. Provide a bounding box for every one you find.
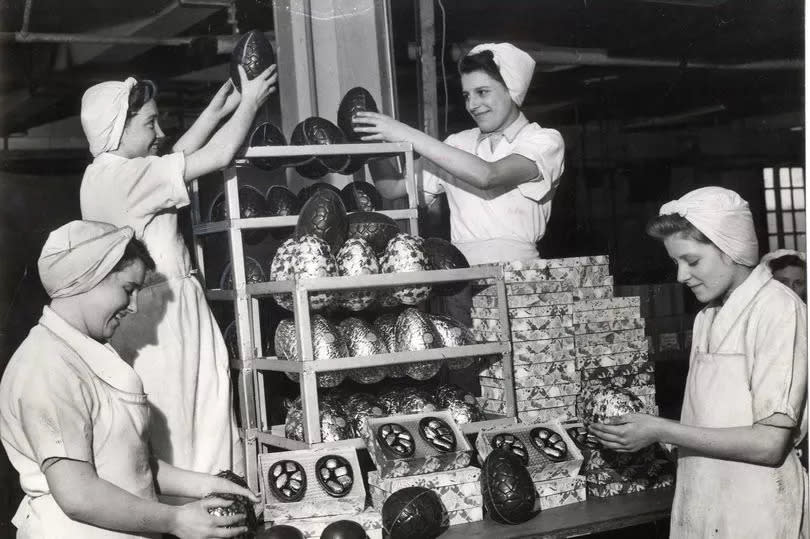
[363,410,485,526]
[258,446,384,538]
[475,422,586,510]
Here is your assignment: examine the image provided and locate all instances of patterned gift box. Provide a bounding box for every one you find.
[582,372,656,389]
[269,507,383,539]
[573,285,616,301]
[476,421,584,481]
[573,307,642,325]
[572,318,646,335]
[575,339,649,357]
[447,506,484,526]
[478,370,580,389]
[259,446,366,521]
[575,328,647,347]
[368,467,481,512]
[481,382,581,401]
[501,255,610,271]
[473,280,571,296]
[470,304,572,320]
[580,360,655,381]
[573,297,641,312]
[532,474,586,496]
[473,326,575,343]
[585,459,673,484]
[503,266,613,287]
[538,485,587,510]
[480,395,578,415]
[482,359,577,380]
[586,473,675,498]
[362,411,472,479]
[472,315,573,332]
[518,405,577,423]
[473,291,574,309]
[577,351,650,370]
[584,445,658,471]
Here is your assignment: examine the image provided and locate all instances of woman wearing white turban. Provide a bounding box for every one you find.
[78,66,276,479]
[355,42,565,265]
[0,220,258,539]
[590,187,807,538]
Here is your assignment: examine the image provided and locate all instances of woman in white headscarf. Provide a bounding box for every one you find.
[78,65,276,478]
[0,220,258,539]
[589,187,808,539]
[762,249,807,302]
[355,42,565,265]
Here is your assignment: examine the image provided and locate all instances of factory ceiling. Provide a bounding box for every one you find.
[0,0,803,140]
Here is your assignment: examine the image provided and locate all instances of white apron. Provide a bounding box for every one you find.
[670,284,807,538]
[80,152,241,476]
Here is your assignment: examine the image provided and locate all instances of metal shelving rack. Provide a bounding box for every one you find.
[189,142,517,491]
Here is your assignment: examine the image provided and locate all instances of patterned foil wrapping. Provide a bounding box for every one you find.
[372,313,405,378]
[343,392,387,438]
[429,314,477,370]
[379,386,438,415]
[580,385,645,425]
[435,384,484,425]
[337,317,387,384]
[284,396,353,442]
[269,235,337,311]
[380,234,432,305]
[336,238,380,311]
[274,316,348,388]
[219,256,266,290]
[395,308,441,380]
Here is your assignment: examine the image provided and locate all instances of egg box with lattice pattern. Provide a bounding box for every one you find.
[367,466,482,513]
[258,445,366,521]
[268,507,383,539]
[475,421,584,482]
[362,410,473,479]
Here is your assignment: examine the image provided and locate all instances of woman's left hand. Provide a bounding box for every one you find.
[588,413,662,452]
[353,111,413,143]
[207,80,242,119]
[205,475,261,503]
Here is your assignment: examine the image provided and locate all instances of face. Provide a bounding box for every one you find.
[461,70,519,133]
[81,259,146,341]
[663,234,739,303]
[119,99,164,157]
[772,265,807,301]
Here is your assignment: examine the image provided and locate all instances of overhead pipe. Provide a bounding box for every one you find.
[444,42,802,71]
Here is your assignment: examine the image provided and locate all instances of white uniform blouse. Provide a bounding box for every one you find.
[0,307,158,539]
[421,113,565,265]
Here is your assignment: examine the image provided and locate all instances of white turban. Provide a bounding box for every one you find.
[468,43,536,106]
[80,77,137,157]
[659,186,759,267]
[39,220,135,299]
[761,249,806,267]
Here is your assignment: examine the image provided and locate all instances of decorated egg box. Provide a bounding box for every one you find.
[367,466,482,514]
[362,411,473,479]
[475,422,583,482]
[258,446,366,521]
[269,508,384,539]
[532,474,587,511]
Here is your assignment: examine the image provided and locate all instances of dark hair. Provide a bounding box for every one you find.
[458,49,507,88]
[768,254,806,273]
[646,213,712,244]
[111,238,156,273]
[126,79,157,120]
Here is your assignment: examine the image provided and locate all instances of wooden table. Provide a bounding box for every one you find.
[257,487,674,538]
[440,488,674,539]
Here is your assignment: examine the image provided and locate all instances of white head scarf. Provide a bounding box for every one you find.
[39,220,135,298]
[659,186,759,267]
[468,43,536,106]
[80,77,137,157]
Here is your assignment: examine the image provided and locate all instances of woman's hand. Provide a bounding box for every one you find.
[171,497,248,539]
[353,111,414,143]
[588,413,663,452]
[236,64,278,110]
[207,80,241,119]
[204,474,261,504]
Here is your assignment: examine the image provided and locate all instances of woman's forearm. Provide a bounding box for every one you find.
[172,108,221,155]
[152,459,216,498]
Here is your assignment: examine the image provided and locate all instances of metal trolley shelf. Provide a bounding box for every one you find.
[188,142,517,490]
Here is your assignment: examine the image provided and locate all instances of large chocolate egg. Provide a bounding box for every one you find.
[291,117,349,178]
[395,309,441,380]
[268,235,337,311]
[337,86,379,142]
[284,395,352,442]
[297,182,341,206]
[295,189,348,255]
[429,314,477,370]
[341,181,382,212]
[205,470,257,538]
[244,121,288,171]
[265,185,300,240]
[581,385,645,426]
[373,313,406,378]
[381,234,432,305]
[423,237,470,295]
[338,317,386,384]
[346,211,400,257]
[382,486,448,539]
[320,520,368,539]
[209,185,268,244]
[275,315,348,388]
[391,386,438,415]
[219,256,266,290]
[342,392,386,438]
[230,30,276,91]
[480,448,537,525]
[336,238,379,311]
[265,524,305,539]
[435,384,484,425]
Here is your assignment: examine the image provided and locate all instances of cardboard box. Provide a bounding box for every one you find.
[481,382,582,401]
[518,406,577,423]
[470,304,572,320]
[367,467,481,512]
[473,280,571,296]
[573,307,642,325]
[268,507,383,539]
[259,446,366,521]
[363,411,473,479]
[572,318,646,335]
[573,285,616,300]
